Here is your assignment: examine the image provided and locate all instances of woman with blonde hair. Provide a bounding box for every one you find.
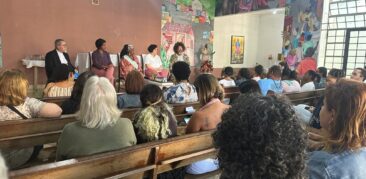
[133,84,177,143]
[56,76,136,160]
[0,70,61,169]
[185,74,230,175]
[308,79,366,178]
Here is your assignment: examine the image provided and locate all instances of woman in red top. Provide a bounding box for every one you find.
[297,47,317,77]
[119,44,142,80]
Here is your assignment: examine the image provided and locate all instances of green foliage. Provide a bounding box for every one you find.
[176,0,192,6]
[200,0,215,20]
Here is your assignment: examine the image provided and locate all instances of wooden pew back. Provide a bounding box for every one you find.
[223,87,240,103]
[10,131,215,179]
[42,92,125,106]
[0,115,74,149]
[285,89,324,106]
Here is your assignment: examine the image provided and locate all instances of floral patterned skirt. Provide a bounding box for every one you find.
[200,60,213,73]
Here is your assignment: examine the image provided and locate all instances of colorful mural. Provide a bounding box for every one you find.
[215,0,324,64]
[161,0,215,68]
[216,0,287,16]
[283,0,323,63]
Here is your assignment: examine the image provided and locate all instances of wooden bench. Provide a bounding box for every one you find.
[0,102,201,150]
[10,131,216,179]
[223,87,240,103]
[0,115,75,150]
[285,89,325,106]
[1,90,324,150]
[42,92,125,106]
[223,87,325,105]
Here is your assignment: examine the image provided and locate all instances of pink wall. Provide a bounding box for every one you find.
[0,0,161,84]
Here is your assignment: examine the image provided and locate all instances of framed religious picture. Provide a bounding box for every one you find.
[230,35,245,64]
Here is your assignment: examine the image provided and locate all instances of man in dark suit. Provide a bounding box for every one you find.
[45,39,75,83]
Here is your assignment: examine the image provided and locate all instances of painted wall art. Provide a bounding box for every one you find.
[216,0,324,65]
[231,35,245,64]
[161,0,215,68]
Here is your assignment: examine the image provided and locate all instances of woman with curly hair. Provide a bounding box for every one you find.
[185,74,230,175]
[213,94,307,178]
[169,42,190,70]
[308,79,366,178]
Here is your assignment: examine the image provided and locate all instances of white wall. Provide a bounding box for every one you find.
[213,9,285,69]
[213,13,259,68]
[256,13,285,68]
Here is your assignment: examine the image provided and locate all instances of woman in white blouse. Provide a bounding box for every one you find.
[144,44,169,80]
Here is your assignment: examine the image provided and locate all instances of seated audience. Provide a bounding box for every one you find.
[310,68,345,129]
[164,61,198,104]
[308,79,366,178]
[43,64,75,97]
[316,67,327,89]
[119,44,142,80]
[351,67,366,82]
[133,84,177,143]
[219,67,236,87]
[213,94,306,178]
[0,70,61,169]
[185,74,230,175]
[0,154,7,179]
[238,79,261,94]
[235,68,251,86]
[281,68,301,93]
[252,64,264,81]
[45,39,75,83]
[301,70,320,92]
[56,76,136,160]
[61,71,95,114]
[169,42,190,69]
[144,44,169,80]
[117,70,144,109]
[258,65,283,96]
[91,38,114,84]
[297,47,317,77]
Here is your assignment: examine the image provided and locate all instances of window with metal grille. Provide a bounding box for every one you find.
[319,0,366,76]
